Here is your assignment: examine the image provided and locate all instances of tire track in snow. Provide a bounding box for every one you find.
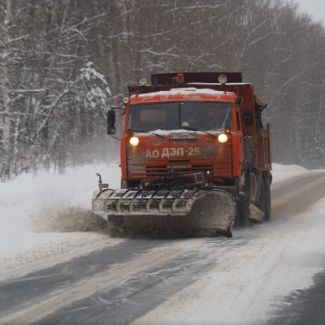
[0,238,216,325]
[32,238,248,325]
[0,240,167,320]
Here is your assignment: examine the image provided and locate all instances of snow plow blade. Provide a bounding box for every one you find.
[92,188,236,235]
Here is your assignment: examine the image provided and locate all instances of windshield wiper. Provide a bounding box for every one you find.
[180,126,216,139]
[128,129,166,139]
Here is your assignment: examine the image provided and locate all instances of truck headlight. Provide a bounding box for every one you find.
[129,136,140,146]
[217,133,228,143]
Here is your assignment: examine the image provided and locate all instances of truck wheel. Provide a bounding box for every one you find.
[235,162,251,227]
[236,191,250,227]
[262,173,271,221]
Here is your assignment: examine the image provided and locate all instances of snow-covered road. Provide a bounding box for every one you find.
[0,163,311,279]
[1,165,325,324]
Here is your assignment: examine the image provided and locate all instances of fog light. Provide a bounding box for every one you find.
[129,136,140,146]
[218,133,228,143]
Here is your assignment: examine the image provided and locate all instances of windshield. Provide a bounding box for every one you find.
[128,102,232,132]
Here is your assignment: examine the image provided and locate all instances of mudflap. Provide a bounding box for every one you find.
[92,189,236,237]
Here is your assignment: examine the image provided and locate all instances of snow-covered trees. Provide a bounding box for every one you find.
[0,1,111,180]
[0,0,13,179]
[1,0,325,180]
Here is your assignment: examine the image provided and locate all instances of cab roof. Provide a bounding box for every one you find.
[129,87,237,105]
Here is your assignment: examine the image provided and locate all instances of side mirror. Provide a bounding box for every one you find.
[107,110,116,135]
[243,111,253,126]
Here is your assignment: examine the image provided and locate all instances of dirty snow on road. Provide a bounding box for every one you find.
[0,164,122,279]
[0,164,307,278]
[0,163,315,279]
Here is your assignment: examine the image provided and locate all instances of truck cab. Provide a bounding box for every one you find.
[122,87,242,187]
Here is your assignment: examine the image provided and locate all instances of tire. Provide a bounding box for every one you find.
[263,172,271,221]
[236,191,250,227]
[235,162,251,227]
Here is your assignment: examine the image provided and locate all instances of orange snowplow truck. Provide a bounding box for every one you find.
[92,72,272,236]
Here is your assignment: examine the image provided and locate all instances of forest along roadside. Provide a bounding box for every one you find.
[0,171,325,325]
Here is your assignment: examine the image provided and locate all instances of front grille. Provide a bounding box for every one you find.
[145,164,214,177]
[146,166,167,176]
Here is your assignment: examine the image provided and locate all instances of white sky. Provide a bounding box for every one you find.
[294,0,325,24]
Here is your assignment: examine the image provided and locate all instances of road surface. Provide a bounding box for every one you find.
[1,172,325,325]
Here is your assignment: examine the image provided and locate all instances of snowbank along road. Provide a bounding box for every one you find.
[1,168,325,324]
